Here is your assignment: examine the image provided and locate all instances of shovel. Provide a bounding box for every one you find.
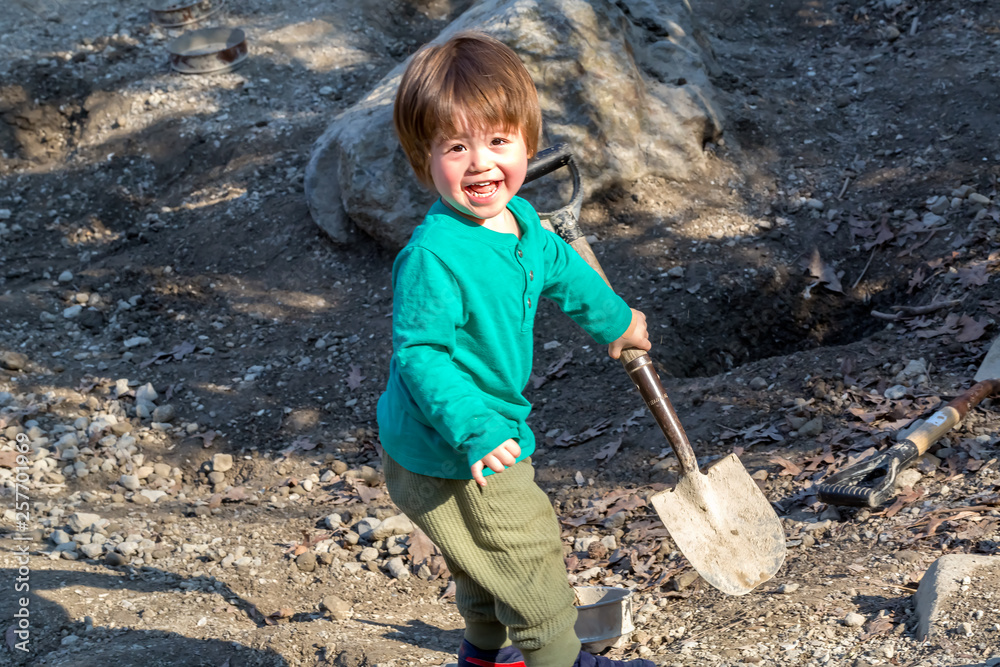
[525,145,786,596]
[817,337,1000,508]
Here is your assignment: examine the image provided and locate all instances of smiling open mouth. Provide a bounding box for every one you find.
[464,181,499,198]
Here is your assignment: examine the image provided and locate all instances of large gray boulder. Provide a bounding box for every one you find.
[305,0,723,249]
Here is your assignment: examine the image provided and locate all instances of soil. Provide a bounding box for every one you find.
[2,0,1000,666]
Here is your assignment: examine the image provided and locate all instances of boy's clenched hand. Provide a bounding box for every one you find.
[608,308,651,359]
[471,438,521,487]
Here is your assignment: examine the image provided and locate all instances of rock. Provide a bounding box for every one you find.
[66,512,101,533]
[355,517,382,541]
[153,462,172,477]
[321,595,353,621]
[0,350,29,371]
[211,453,234,473]
[968,192,991,205]
[63,305,82,319]
[894,467,922,489]
[50,529,73,545]
[797,417,823,438]
[749,376,768,390]
[844,612,866,627]
[358,546,379,562]
[914,554,1000,639]
[672,570,700,591]
[925,195,948,215]
[296,551,317,572]
[776,583,800,594]
[305,0,722,248]
[152,404,175,422]
[883,384,907,400]
[116,541,139,556]
[894,359,928,385]
[139,489,166,503]
[325,513,342,529]
[79,543,105,559]
[370,514,414,540]
[78,308,105,330]
[105,552,126,566]
[123,336,151,348]
[119,474,140,491]
[895,549,921,564]
[135,383,158,403]
[208,471,226,485]
[386,556,409,579]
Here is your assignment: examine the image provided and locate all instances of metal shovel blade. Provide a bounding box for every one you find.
[650,453,786,596]
[974,335,1000,382]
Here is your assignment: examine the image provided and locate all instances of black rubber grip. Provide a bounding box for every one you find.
[524,143,573,185]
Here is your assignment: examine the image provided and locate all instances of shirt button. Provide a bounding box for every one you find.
[527,298,532,308]
[517,249,523,258]
[529,270,534,281]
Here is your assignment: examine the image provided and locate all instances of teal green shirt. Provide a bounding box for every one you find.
[376,197,632,479]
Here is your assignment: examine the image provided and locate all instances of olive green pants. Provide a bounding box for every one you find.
[383,454,580,667]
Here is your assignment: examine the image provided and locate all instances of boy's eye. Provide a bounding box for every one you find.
[491,137,509,146]
[447,144,466,153]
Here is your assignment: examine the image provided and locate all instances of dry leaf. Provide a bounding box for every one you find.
[531,350,573,389]
[957,264,990,288]
[407,528,436,567]
[0,450,20,469]
[593,437,623,461]
[352,478,383,504]
[805,248,844,293]
[955,315,988,343]
[770,456,803,476]
[347,365,365,390]
[553,419,612,448]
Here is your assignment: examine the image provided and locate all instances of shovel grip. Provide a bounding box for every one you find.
[906,379,1000,455]
[623,354,700,474]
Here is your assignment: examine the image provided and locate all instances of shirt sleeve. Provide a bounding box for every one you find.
[539,229,633,345]
[391,247,518,462]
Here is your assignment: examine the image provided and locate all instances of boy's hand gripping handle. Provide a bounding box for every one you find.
[528,145,700,475]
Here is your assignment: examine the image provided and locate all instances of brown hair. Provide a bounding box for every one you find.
[393,31,541,187]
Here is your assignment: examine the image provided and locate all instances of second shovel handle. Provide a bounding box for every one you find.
[566,237,701,475]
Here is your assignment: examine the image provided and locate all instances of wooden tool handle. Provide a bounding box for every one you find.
[906,379,1000,455]
[566,234,700,474]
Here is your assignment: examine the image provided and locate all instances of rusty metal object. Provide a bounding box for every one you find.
[167,27,248,75]
[150,0,226,28]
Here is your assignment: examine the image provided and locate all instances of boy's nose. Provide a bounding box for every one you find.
[467,148,494,172]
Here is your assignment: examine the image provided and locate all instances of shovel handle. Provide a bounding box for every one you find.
[529,147,700,475]
[906,379,1000,455]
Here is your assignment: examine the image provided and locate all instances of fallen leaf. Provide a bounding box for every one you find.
[407,528,437,567]
[907,266,927,294]
[955,315,988,343]
[593,437,623,461]
[347,365,365,390]
[863,217,895,250]
[0,450,20,469]
[957,264,990,288]
[770,456,803,476]
[805,248,844,293]
[278,436,318,458]
[531,350,573,389]
[915,312,961,339]
[553,418,612,448]
[352,478,383,504]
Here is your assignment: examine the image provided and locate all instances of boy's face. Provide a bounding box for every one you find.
[428,119,528,226]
